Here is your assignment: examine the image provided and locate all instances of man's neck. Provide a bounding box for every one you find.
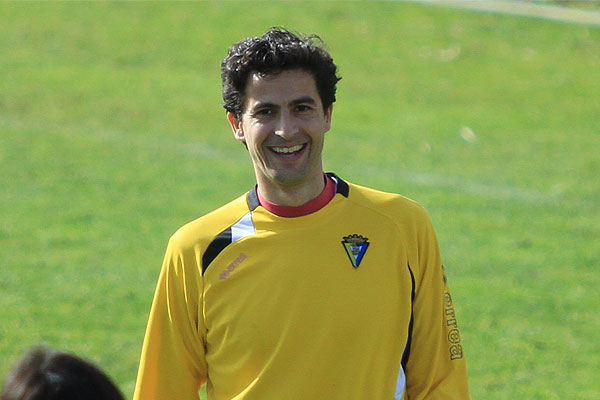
[256,173,326,207]
[256,174,336,217]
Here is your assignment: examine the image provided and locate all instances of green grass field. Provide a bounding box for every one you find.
[1,2,598,399]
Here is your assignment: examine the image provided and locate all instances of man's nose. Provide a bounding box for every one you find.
[274,111,298,139]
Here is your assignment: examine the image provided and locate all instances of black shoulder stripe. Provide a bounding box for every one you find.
[326,172,349,197]
[401,263,416,370]
[247,186,260,211]
[202,228,232,274]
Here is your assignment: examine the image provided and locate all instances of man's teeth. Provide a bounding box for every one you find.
[272,144,304,154]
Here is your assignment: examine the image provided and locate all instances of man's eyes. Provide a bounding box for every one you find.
[295,104,312,112]
[251,104,314,118]
[253,108,274,117]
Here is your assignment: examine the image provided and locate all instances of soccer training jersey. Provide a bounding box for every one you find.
[133,173,469,400]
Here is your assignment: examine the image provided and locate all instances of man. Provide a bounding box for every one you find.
[134,28,469,400]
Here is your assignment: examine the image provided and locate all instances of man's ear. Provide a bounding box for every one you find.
[324,105,333,132]
[227,112,245,142]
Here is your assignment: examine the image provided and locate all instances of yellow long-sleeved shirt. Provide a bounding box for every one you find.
[134,174,469,399]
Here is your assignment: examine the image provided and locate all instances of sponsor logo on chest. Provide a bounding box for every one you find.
[219,253,247,280]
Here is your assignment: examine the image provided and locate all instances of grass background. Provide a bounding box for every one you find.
[1,1,598,399]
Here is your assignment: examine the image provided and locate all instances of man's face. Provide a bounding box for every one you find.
[228,69,332,193]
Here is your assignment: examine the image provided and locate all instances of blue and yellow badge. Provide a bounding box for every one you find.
[341,234,370,268]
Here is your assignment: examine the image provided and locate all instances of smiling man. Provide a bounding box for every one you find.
[133,28,470,400]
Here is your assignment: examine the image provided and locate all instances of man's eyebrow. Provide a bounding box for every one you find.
[290,96,317,106]
[248,102,278,112]
[248,97,317,112]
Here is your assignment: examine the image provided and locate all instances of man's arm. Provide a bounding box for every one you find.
[404,210,470,399]
[133,237,207,400]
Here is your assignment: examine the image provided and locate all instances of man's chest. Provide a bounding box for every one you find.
[201,224,414,353]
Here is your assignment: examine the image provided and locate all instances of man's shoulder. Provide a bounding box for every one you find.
[346,180,429,221]
[169,192,251,248]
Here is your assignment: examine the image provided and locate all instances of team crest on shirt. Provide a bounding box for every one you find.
[341,234,370,268]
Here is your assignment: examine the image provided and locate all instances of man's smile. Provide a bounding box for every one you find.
[268,143,307,155]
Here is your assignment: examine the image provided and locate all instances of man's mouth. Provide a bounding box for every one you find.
[270,144,306,155]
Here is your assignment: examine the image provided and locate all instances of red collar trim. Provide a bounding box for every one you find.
[257,175,336,217]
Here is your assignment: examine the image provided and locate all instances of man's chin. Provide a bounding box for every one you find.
[266,168,314,187]
[270,173,307,186]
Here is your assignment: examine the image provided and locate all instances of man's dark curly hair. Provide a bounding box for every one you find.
[221,28,341,118]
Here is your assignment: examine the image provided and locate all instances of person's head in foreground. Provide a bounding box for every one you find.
[1,346,125,400]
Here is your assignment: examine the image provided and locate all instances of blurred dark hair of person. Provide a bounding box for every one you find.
[1,345,125,400]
